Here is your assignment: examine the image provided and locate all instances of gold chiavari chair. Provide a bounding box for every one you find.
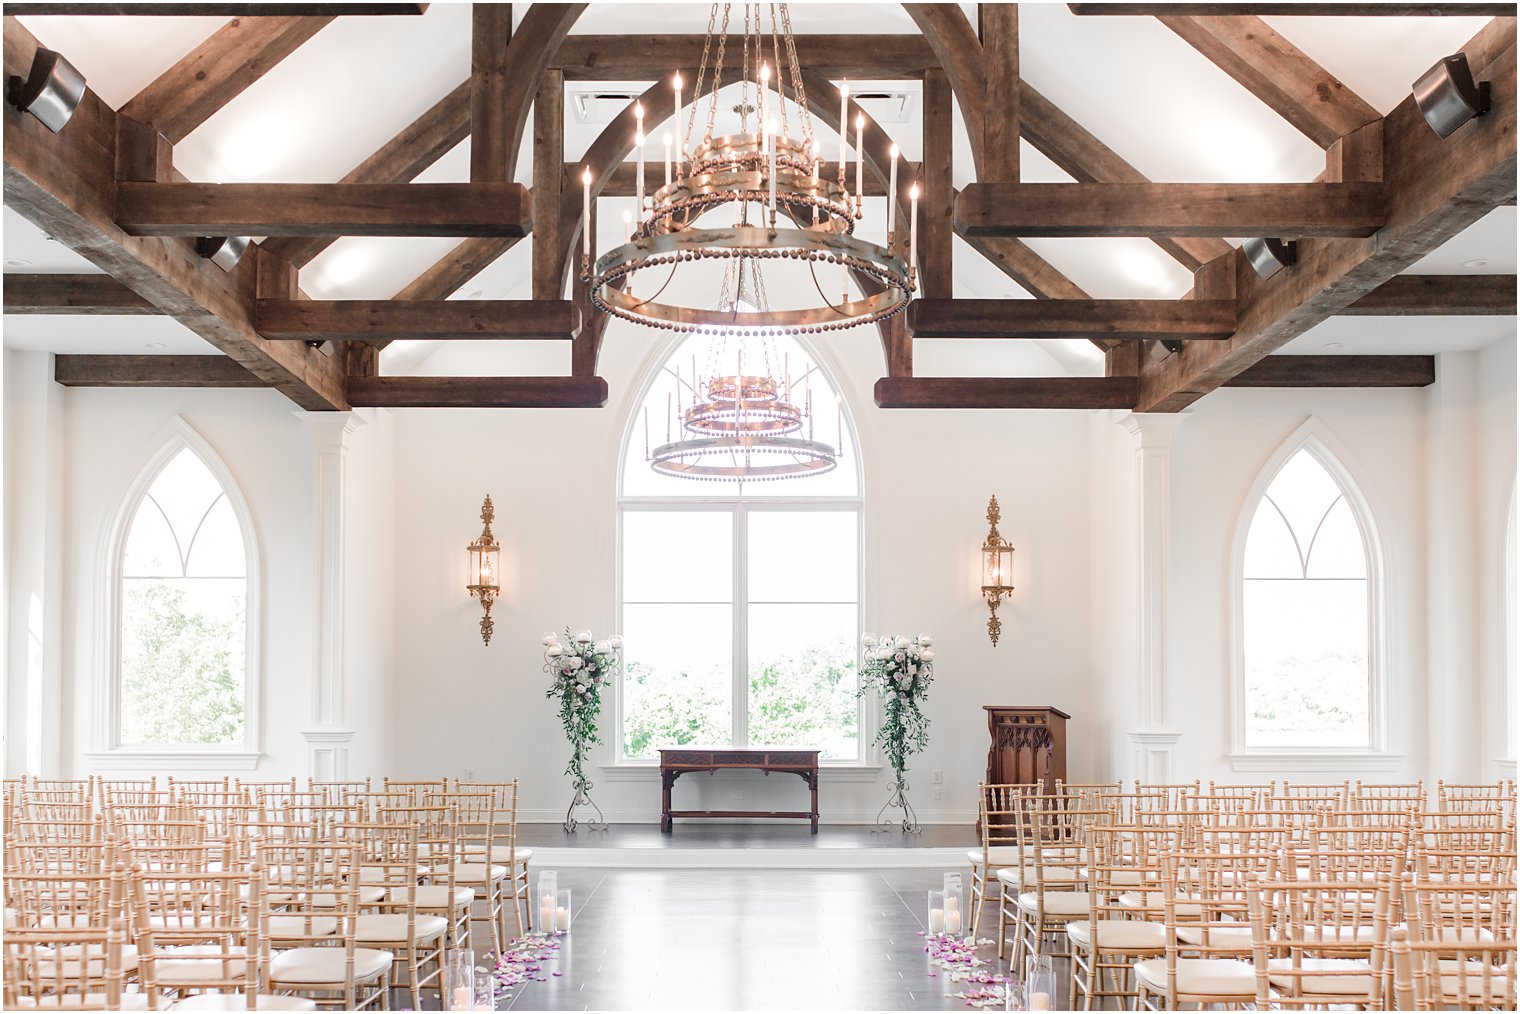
[1246,877,1393,1010]
[1355,779,1425,812]
[1068,819,1174,1011]
[2,918,134,1011]
[234,779,298,799]
[350,813,446,1011]
[380,777,447,802]
[260,837,391,1011]
[1006,800,1105,966]
[455,779,531,940]
[19,788,96,824]
[1207,781,1274,807]
[1134,842,1280,1010]
[28,776,95,805]
[1396,873,1518,1011]
[126,861,257,1006]
[305,780,370,806]
[969,783,1035,941]
[1274,781,1351,812]
[6,861,137,983]
[427,792,489,952]
[96,777,159,806]
[107,792,184,826]
[1056,780,1123,811]
[167,778,230,796]
[1133,781,1200,811]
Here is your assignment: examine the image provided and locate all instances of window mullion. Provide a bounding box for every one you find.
[733,504,748,749]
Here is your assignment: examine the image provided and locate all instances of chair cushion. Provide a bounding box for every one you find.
[38,944,141,977]
[1267,957,1373,996]
[452,863,508,883]
[266,916,338,939]
[1120,892,1203,918]
[995,866,1078,887]
[1067,918,1170,951]
[1017,891,1090,917]
[171,994,317,1011]
[1175,925,1253,948]
[401,885,475,909]
[153,945,248,983]
[268,947,392,986]
[966,847,1023,866]
[355,913,448,944]
[13,992,172,1010]
[1134,957,1256,997]
[1432,957,1516,1000]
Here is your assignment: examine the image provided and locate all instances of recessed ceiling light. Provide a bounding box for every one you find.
[466,289,484,299]
[4,258,32,268]
[1461,258,1490,269]
[1323,341,1345,350]
[144,341,166,350]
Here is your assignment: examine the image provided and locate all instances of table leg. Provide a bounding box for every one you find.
[810,765,819,834]
[660,769,675,832]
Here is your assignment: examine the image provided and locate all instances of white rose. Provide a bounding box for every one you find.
[595,640,612,655]
[575,630,592,644]
[568,656,583,670]
[609,635,623,649]
[919,633,933,647]
[895,636,911,650]
[547,645,563,657]
[921,650,935,662]
[894,651,906,663]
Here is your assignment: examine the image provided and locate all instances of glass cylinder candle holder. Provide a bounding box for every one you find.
[536,871,558,934]
[1003,980,1028,1012]
[473,965,499,1011]
[926,888,946,936]
[443,948,476,1011]
[1025,954,1056,1011]
[942,878,966,937]
[554,888,572,934]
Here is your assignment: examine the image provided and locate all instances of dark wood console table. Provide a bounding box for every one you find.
[659,747,820,833]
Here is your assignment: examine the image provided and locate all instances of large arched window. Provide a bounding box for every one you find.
[113,442,252,749]
[1238,440,1379,751]
[617,333,864,763]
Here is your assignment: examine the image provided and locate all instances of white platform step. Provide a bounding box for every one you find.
[527,846,967,869]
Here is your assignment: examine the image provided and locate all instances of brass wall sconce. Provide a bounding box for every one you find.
[980,495,1015,646]
[466,495,501,645]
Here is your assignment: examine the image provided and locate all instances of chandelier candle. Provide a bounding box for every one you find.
[854,113,864,211]
[581,167,592,259]
[759,61,770,137]
[811,141,821,225]
[887,143,899,237]
[635,101,645,215]
[673,71,683,165]
[909,182,919,279]
[767,120,778,218]
[838,80,849,184]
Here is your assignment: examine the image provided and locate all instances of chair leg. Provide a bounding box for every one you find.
[969,866,984,939]
[996,883,1006,960]
[408,947,422,1012]
[511,868,527,940]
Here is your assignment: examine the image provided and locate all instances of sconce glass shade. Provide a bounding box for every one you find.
[980,496,1015,647]
[466,495,501,645]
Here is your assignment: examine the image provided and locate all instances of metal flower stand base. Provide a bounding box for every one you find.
[874,777,922,834]
[562,773,608,833]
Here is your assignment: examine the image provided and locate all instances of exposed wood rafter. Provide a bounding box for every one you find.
[1225,355,1436,387]
[7,4,426,13]
[1071,4,1517,16]
[874,376,1140,410]
[255,298,579,341]
[907,298,1239,340]
[1343,273,1517,315]
[347,375,609,408]
[4,273,157,314]
[54,354,272,387]
[551,34,939,80]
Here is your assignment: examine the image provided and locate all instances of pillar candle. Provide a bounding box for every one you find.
[635,129,646,217]
[1031,994,1051,1011]
[945,910,962,935]
[581,167,592,259]
[929,907,945,934]
[673,71,683,168]
[452,985,472,1011]
[837,81,849,185]
[854,113,864,213]
[555,906,571,932]
[886,142,899,237]
[908,183,919,279]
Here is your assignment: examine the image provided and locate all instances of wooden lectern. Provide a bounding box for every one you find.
[983,706,1069,792]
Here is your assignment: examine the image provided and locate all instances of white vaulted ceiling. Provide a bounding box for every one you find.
[4,3,1513,377]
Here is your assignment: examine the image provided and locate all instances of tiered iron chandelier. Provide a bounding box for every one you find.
[580,1,919,337]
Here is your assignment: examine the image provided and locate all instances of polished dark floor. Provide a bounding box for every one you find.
[517,823,977,850]
[404,867,1037,1011]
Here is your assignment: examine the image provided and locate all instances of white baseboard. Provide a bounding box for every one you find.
[517,808,977,824]
[526,846,969,869]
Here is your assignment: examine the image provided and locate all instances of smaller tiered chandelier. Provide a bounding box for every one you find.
[580,2,919,337]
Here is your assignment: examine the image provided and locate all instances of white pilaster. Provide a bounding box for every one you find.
[1119,412,1187,781]
[296,412,366,778]
[1426,353,1482,780]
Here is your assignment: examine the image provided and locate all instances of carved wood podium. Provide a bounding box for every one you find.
[983,706,1069,792]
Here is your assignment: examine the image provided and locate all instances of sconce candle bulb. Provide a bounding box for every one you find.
[466,495,502,645]
[980,495,1015,646]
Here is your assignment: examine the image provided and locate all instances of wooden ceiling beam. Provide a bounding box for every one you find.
[979,3,1018,181]
[1020,85,1232,272]
[1224,355,1436,388]
[873,376,1139,409]
[1135,18,1516,412]
[551,34,939,80]
[115,181,532,237]
[262,82,470,267]
[54,354,271,387]
[4,272,157,313]
[1159,15,1380,149]
[118,15,333,144]
[1071,4,1517,15]
[470,3,513,182]
[956,182,1385,238]
[346,375,609,408]
[256,298,579,341]
[7,3,426,13]
[532,68,565,300]
[586,160,903,197]
[906,298,1239,339]
[2,16,346,409]
[1344,273,1517,315]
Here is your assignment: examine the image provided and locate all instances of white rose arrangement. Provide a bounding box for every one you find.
[858,632,935,781]
[543,628,623,786]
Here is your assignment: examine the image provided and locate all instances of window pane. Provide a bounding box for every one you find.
[1268,450,1343,547]
[622,512,732,603]
[150,449,227,547]
[185,496,246,578]
[1304,498,1366,579]
[1243,500,1301,579]
[1243,578,1369,747]
[119,577,245,745]
[748,512,858,602]
[748,604,858,759]
[621,603,733,759]
[123,498,183,578]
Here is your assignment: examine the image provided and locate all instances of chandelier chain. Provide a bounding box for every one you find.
[779,4,811,155]
[685,3,721,154]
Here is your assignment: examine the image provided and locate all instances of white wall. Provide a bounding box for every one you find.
[5,332,1513,810]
